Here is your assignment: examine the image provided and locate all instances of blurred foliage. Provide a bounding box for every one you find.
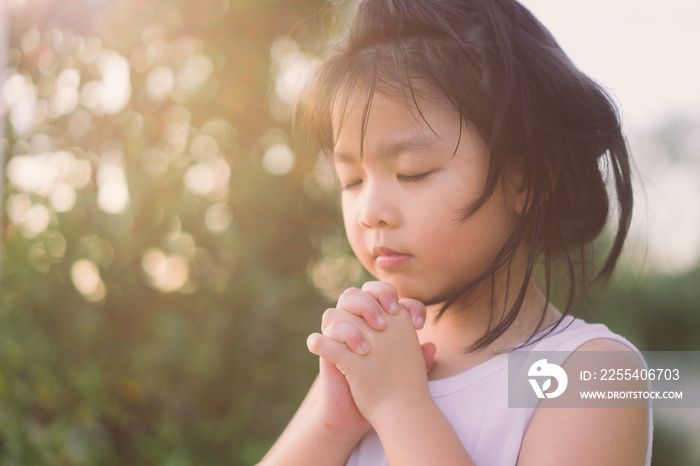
[0,0,698,465]
[588,265,700,351]
[0,0,353,463]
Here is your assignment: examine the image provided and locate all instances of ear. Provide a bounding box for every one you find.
[503,164,529,216]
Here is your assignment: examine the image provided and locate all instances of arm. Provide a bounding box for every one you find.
[258,363,368,466]
[517,339,649,465]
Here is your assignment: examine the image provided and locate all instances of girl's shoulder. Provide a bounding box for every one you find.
[518,315,653,466]
[526,314,641,354]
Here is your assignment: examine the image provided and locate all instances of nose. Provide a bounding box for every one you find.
[357,179,399,229]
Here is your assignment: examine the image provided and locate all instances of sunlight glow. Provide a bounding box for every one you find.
[52,67,81,115]
[309,254,363,301]
[2,72,37,135]
[71,259,106,302]
[22,204,51,238]
[177,54,213,94]
[204,202,233,233]
[271,37,317,106]
[97,156,130,214]
[146,66,175,102]
[183,158,230,200]
[262,143,295,176]
[6,151,89,220]
[141,248,190,293]
[49,182,77,212]
[98,50,131,114]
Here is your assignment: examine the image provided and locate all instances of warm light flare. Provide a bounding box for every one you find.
[71,259,106,302]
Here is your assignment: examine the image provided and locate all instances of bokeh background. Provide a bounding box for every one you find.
[0,0,698,464]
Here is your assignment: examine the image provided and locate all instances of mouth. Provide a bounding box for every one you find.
[372,246,413,269]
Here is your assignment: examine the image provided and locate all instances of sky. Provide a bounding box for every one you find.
[520,0,700,274]
[521,0,700,129]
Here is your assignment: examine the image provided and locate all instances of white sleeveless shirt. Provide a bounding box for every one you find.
[345,315,653,465]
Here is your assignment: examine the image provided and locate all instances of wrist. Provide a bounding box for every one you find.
[311,403,371,449]
[262,405,367,466]
[368,393,475,465]
[366,387,434,430]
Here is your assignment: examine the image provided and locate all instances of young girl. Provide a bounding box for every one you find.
[262,0,651,464]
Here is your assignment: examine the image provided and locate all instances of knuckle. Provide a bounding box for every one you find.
[378,281,396,292]
[321,308,336,326]
[360,281,378,291]
[401,297,426,312]
[324,321,342,339]
[337,287,360,305]
[345,331,361,348]
[360,303,380,315]
[306,333,320,353]
[323,319,336,333]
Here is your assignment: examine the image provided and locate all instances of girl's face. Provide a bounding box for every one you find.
[332,91,524,304]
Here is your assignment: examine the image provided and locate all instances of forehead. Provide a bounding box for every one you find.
[331,78,454,126]
[331,87,460,157]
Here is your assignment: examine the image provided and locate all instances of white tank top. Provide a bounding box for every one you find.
[345,315,653,465]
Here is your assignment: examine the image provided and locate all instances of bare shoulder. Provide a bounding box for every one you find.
[575,337,637,352]
[517,338,649,466]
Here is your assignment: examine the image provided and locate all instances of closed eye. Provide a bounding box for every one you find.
[398,172,431,183]
[341,179,362,191]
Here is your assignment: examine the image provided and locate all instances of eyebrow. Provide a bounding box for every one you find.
[332,135,440,163]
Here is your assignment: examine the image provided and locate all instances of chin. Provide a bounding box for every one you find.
[377,277,441,305]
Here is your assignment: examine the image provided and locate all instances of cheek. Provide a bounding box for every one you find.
[453,202,515,261]
[415,192,512,256]
[341,198,356,233]
[341,201,365,252]
[411,185,466,228]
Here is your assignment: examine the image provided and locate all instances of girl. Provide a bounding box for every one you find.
[262,0,651,464]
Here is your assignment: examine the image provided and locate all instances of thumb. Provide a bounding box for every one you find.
[421,342,437,372]
[318,356,353,395]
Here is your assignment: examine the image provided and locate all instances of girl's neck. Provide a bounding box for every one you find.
[418,278,561,380]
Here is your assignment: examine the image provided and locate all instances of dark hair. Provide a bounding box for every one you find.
[297,0,633,351]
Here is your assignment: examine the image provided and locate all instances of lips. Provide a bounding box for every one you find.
[372,246,413,269]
